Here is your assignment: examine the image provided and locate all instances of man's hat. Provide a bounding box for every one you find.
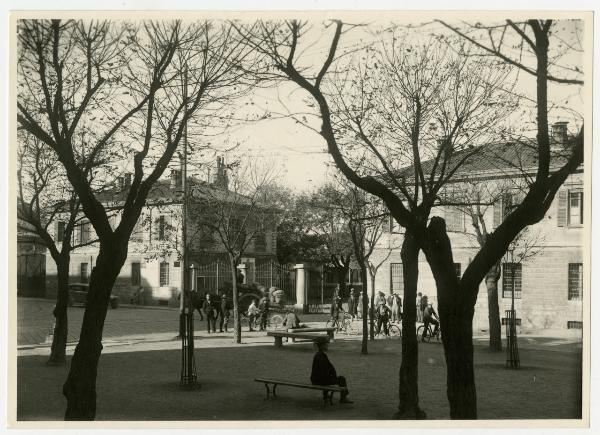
[315,336,329,345]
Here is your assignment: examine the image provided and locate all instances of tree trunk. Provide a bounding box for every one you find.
[230,256,242,344]
[62,241,127,420]
[423,218,478,419]
[485,263,502,352]
[48,254,70,365]
[369,275,375,341]
[396,232,426,419]
[360,265,369,354]
[440,299,477,419]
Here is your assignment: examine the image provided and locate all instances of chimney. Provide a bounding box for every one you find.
[123,173,132,190]
[437,135,453,159]
[551,121,569,146]
[213,156,229,189]
[170,168,182,191]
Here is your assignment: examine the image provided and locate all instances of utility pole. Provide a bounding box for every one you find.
[180,66,199,389]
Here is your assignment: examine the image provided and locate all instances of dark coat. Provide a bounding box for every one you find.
[347,295,357,314]
[202,299,218,318]
[311,350,337,385]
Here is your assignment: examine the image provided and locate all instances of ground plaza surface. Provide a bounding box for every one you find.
[16,298,583,421]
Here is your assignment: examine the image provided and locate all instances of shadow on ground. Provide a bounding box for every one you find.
[17,339,582,421]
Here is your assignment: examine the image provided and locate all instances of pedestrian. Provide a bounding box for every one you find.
[391,293,402,323]
[202,293,217,333]
[347,288,357,319]
[220,294,231,332]
[376,301,391,336]
[419,294,428,325]
[416,292,423,322]
[258,296,270,331]
[357,292,363,319]
[330,294,343,324]
[311,337,353,404]
[247,299,259,332]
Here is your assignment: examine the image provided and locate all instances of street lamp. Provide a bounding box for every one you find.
[505,246,520,369]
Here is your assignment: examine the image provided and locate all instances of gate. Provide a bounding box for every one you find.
[255,260,296,304]
[196,261,231,295]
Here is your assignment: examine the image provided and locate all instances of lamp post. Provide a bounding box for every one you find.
[505,246,520,369]
[179,66,199,389]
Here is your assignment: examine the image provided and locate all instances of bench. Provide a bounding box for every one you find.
[289,327,336,340]
[254,378,345,405]
[266,331,329,347]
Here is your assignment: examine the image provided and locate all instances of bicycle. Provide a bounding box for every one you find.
[374,317,401,339]
[241,311,283,331]
[325,311,353,335]
[416,322,441,342]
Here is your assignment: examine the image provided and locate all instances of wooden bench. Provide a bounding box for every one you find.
[267,331,329,347]
[289,327,336,340]
[254,378,344,405]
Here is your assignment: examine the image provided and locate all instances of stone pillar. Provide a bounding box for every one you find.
[294,264,308,314]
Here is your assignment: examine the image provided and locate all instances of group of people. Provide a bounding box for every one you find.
[246,296,272,332]
[190,292,233,334]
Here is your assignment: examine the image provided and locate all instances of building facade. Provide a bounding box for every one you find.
[368,137,585,332]
[45,163,278,307]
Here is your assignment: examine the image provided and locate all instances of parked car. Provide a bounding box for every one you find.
[68,283,119,309]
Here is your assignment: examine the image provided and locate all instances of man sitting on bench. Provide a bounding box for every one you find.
[311,337,353,404]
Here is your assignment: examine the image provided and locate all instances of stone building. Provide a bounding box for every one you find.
[45,158,278,307]
[368,124,585,332]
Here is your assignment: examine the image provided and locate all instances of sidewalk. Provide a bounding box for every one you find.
[16,334,582,421]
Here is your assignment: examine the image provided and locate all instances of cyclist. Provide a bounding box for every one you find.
[376,301,391,336]
[421,302,440,341]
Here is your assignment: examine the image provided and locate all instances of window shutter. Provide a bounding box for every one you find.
[493,197,503,229]
[557,189,567,227]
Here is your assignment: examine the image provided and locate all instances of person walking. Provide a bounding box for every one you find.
[347,288,357,320]
[376,301,391,336]
[391,293,402,323]
[416,292,423,322]
[419,294,428,324]
[311,337,353,404]
[258,296,270,331]
[247,299,259,332]
[202,293,217,333]
[357,292,363,319]
[220,294,231,332]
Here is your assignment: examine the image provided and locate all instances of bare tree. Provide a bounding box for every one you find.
[190,158,279,343]
[17,134,101,364]
[236,19,582,420]
[17,19,256,420]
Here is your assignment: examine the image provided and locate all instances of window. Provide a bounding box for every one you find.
[158,215,166,241]
[159,262,169,286]
[445,208,464,232]
[390,263,403,293]
[454,263,461,278]
[567,321,583,329]
[349,268,362,284]
[57,221,66,242]
[502,263,522,299]
[568,190,583,226]
[131,262,141,286]
[80,221,91,244]
[568,263,583,301]
[80,263,89,283]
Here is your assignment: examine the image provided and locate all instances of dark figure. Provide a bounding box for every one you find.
[202,294,217,333]
[311,338,352,404]
[347,288,357,319]
[376,303,391,336]
[258,297,270,331]
[191,291,204,321]
[330,294,343,323]
[421,302,440,341]
[220,294,231,332]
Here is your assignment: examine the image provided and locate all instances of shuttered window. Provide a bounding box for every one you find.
[445,208,464,232]
[80,263,89,283]
[557,188,583,227]
[131,262,141,286]
[56,221,66,242]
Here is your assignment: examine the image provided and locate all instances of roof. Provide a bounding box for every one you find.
[394,139,578,185]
